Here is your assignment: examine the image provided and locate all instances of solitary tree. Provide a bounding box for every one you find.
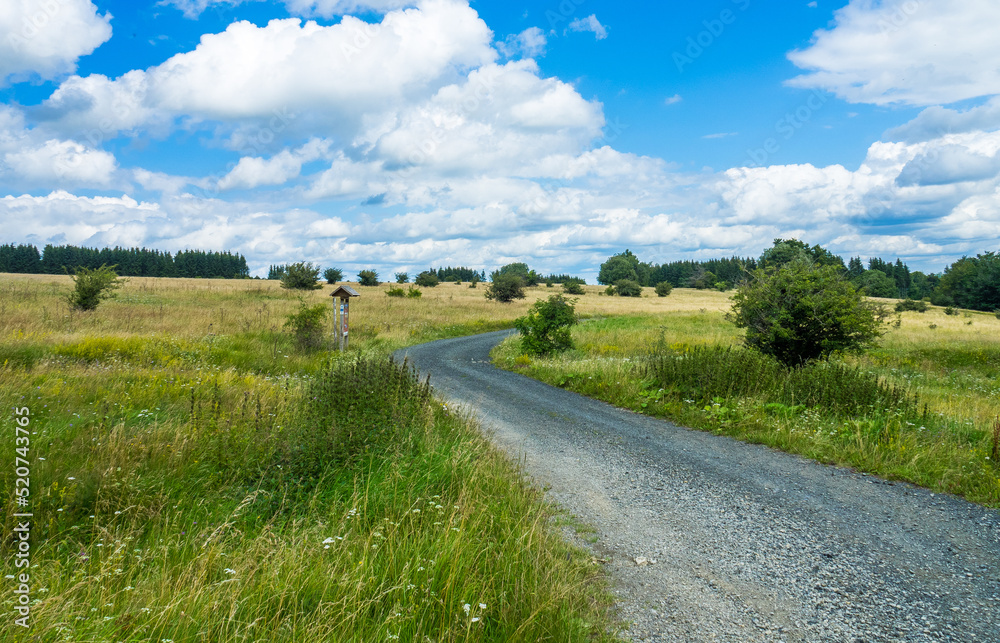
[484,273,526,302]
[323,267,343,284]
[727,259,887,367]
[358,269,379,286]
[281,262,322,290]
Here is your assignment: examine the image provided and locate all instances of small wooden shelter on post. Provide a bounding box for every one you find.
[329,285,360,351]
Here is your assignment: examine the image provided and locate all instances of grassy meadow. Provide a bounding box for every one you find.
[494,288,1000,507]
[0,274,636,642]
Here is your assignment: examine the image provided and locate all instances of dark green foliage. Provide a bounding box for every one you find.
[358,269,379,286]
[469,273,480,287]
[654,281,673,297]
[386,287,406,298]
[895,299,928,312]
[268,264,287,280]
[759,238,845,271]
[933,252,1000,312]
[614,279,642,297]
[394,272,409,283]
[282,357,432,481]
[514,295,577,356]
[283,301,329,349]
[485,274,526,302]
[323,267,343,284]
[944,306,958,316]
[645,345,918,417]
[0,243,42,273]
[67,264,125,311]
[728,260,887,367]
[280,262,322,290]
[428,266,484,282]
[688,268,717,290]
[406,286,422,298]
[598,252,640,285]
[493,262,540,286]
[414,271,440,287]
[562,278,585,295]
[0,242,248,278]
[860,270,897,298]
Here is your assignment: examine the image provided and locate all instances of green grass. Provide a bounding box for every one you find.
[0,275,621,642]
[494,311,1000,508]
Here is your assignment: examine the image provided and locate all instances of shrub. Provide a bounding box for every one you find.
[485,274,526,303]
[67,264,125,311]
[358,269,379,286]
[895,299,928,313]
[407,286,422,298]
[604,285,615,296]
[727,260,887,367]
[283,301,329,349]
[394,272,409,284]
[323,267,343,284]
[944,306,958,316]
[654,281,673,297]
[414,271,440,287]
[386,287,406,298]
[614,279,642,297]
[514,294,578,356]
[281,262,322,290]
[995,310,1000,320]
[469,274,480,288]
[562,278,585,295]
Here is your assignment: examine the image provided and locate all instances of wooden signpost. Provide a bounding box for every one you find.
[329,285,360,351]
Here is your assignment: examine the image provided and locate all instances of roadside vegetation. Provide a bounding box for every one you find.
[0,274,627,642]
[494,288,1000,508]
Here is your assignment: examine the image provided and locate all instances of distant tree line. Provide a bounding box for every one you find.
[0,243,249,279]
[597,240,1000,312]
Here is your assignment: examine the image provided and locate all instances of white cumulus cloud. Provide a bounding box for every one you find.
[0,0,111,85]
[787,0,1000,106]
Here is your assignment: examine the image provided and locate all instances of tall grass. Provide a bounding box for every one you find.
[0,273,622,642]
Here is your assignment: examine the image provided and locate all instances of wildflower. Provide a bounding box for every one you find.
[224,568,236,575]
[463,603,471,614]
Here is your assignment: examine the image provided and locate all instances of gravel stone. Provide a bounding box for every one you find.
[396,331,1000,642]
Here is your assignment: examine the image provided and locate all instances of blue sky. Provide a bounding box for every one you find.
[2,0,999,279]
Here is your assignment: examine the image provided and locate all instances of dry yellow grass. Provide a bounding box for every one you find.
[0,273,729,353]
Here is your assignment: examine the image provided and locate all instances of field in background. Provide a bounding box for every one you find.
[0,273,624,642]
[495,290,1000,507]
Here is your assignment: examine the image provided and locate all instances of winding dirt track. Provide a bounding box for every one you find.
[395,330,1000,642]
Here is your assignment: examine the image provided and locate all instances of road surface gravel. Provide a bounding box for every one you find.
[394,330,1000,642]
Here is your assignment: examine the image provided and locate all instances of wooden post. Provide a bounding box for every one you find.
[330,286,360,352]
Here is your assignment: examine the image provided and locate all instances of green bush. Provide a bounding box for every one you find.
[407,286,422,298]
[394,272,409,284]
[358,269,379,286]
[283,301,329,349]
[485,274,526,303]
[614,279,642,297]
[895,299,928,313]
[514,294,577,356]
[562,279,585,295]
[995,310,1000,320]
[386,287,406,298]
[281,262,322,290]
[323,267,343,284]
[654,281,673,297]
[67,264,125,311]
[414,271,440,287]
[728,260,887,367]
[604,285,615,296]
[944,306,958,316]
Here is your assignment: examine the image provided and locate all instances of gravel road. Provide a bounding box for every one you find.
[394,330,1000,642]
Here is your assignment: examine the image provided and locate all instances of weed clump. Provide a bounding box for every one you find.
[284,301,329,349]
[895,299,928,312]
